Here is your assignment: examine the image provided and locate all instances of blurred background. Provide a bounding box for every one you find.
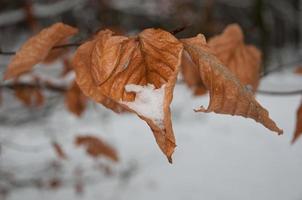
[0,0,302,200]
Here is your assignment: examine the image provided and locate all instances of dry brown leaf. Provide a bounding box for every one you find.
[14,85,44,107]
[4,22,78,80]
[73,29,183,162]
[208,24,262,92]
[51,142,68,160]
[71,38,126,114]
[294,66,302,75]
[181,50,207,96]
[65,81,87,117]
[292,101,302,143]
[181,34,283,135]
[43,40,69,64]
[75,135,118,162]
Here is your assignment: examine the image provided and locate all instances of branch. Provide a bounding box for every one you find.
[0,42,82,56]
[170,24,190,35]
[260,58,302,77]
[0,82,67,93]
[0,24,186,56]
[0,0,85,27]
[257,89,302,96]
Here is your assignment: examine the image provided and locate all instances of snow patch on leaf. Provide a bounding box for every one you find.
[121,84,165,128]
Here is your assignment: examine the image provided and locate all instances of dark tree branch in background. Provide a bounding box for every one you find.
[0,42,82,56]
[0,82,67,93]
[257,89,302,96]
[0,26,301,96]
[0,25,189,56]
[0,0,85,26]
[52,43,82,49]
[170,25,190,35]
[260,57,302,77]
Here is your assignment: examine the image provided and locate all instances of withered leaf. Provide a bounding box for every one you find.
[294,66,302,75]
[73,29,183,162]
[181,34,283,135]
[71,38,126,114]
[209,24,262,92]
[14,85,44,107]
[43,40,69,64]
[292,101,302,143]
[181,43,207,96]
[4,22,78,80]
[75,135,118,162]
[65,81,87,117]
[51,142,68,160]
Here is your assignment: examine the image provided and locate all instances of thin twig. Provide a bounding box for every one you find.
[257,89,302,96]
[0,42,82,56]
[52,43,82,49]
[0,82,67,93]
[170,24,191,35]
[260,58,302,77]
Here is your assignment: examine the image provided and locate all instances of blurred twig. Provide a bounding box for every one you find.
[0,82,67,93]
[0,0,85,27]
[0,42,82,56]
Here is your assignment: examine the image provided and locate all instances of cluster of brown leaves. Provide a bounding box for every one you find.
[3,22,284,162]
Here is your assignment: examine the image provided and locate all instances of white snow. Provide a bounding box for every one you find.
[1,70,302,200]
[120,84,165,128]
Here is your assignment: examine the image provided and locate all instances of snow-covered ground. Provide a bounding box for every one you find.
[1,66,302,200]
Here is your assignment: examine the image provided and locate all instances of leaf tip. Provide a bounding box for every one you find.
[291,133,300,144]
[167,156,173,164]
[277,129,284,135]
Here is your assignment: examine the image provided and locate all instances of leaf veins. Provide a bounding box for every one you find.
[4,22,78,80]
[181,34,283,135]
[73,29,183,162]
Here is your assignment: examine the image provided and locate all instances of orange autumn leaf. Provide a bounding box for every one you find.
[292,101,302,143]
[4,22,78,80]
[181,50,207,96]
[181,34,283,135]
[294,66,302,75]
[43,40,69,64]
[75,135,118,162]
[71,37,126,114]
[14,85,44,107]
[51,142,68,160]
[65,81,87,117]
[73,29,183,162]
[209,24,262,92]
